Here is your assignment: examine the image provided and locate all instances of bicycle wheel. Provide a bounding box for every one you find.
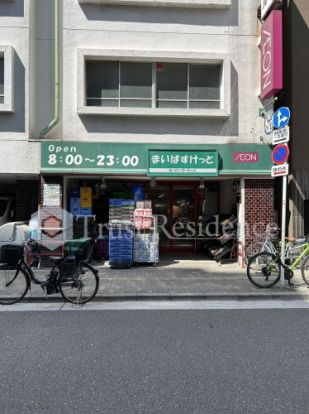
[247,252,281,288]
[301,255,309,285]
[0,265,29,305]
[245,242,265,264]
[59,263,99,304]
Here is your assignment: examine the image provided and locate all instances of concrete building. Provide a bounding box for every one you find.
[0,0,39,220]
[0,0,274,260]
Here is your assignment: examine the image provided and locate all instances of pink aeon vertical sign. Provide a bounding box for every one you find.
[260,10,283,100]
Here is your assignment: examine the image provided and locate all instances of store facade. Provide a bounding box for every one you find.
[40,141,273,264]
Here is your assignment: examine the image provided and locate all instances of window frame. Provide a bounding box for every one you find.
[78,49,231,118]
[0,46,14,113]
[78,0,231,9]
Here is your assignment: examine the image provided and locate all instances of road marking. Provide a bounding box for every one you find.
[1,300,309,312]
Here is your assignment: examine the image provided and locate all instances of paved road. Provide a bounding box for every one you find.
[0,306,309,414]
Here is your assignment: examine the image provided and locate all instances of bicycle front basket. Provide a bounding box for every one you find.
[0,244,24,265]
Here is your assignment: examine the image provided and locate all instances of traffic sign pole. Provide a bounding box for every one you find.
[280,175,288,287]
[270,107,291,288]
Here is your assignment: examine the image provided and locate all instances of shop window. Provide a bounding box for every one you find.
[86,60,221,110]
[0,57,4,105]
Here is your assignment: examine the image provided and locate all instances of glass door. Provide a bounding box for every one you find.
[150,183,196,252]
[151,186,172,250]
[171,187,195,251]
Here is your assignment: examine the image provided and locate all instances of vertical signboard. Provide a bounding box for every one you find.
[260,10,283,100]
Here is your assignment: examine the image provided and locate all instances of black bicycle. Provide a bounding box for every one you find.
[0,241,99,305]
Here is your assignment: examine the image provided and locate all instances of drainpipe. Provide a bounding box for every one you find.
[40,0,60,138]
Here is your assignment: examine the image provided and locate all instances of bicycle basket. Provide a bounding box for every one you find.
[0,244,24,265]
[64,239,91,262]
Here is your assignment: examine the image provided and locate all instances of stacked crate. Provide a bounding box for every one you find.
[133,232,159,264]
[109,199,134,222]
[109,200,135,268]
[109,225,134,268]
[133,204,159,264]
[134,208,153,230]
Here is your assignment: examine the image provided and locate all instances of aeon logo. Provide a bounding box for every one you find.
[260,10,283,100]
[261,29,272,92]
[233,152,259,163]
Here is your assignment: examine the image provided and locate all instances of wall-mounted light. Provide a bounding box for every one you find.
[150,178,156,188]
[100,178,107,190]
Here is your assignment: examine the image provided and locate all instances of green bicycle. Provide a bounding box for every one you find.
[246,241,309,288]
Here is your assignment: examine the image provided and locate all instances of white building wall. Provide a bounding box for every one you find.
[0,0,40,175]
[0,0,263,175]
[57,0,263,144]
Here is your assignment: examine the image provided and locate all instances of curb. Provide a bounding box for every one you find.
[20,292,309,303]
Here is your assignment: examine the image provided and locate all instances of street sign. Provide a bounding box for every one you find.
[272,126,290,145]
[273,107,290,129]
[271,163,289,177]
[272,144,290,165]
[264,110,274,135]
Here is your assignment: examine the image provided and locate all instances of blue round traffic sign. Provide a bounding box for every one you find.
[272,144,290,165]
[273,107,290,129]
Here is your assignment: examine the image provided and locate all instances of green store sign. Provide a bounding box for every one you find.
[148,150,218,177]
[41,142,272,176]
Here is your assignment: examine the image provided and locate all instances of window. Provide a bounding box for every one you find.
[0,57,4,105]
[0,46,14,112]
[86,61,221,110]
[86,61,152,108]
[156,63,187,109]
[78,0,232,9]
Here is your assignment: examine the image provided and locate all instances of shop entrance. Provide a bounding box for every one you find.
[150,183,198,252]
[62,176,240,261]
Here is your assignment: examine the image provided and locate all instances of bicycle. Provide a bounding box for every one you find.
[245,228,308,266]
[246,241,309,288]
[0,240,99,305]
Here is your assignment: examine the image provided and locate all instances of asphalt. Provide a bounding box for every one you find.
[1,308,309,414]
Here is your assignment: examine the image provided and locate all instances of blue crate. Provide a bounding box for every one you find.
[109,257,133,262]
[110,252,132,256]
[109,236,133,241]
[109,236,133,243]
[80,208,92,216]
[109,240,133,246]
[109,249,132,254]
[109,249,132,255]
[109,199,135,207]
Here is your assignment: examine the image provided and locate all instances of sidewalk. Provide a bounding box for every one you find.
[23,259,309,301]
